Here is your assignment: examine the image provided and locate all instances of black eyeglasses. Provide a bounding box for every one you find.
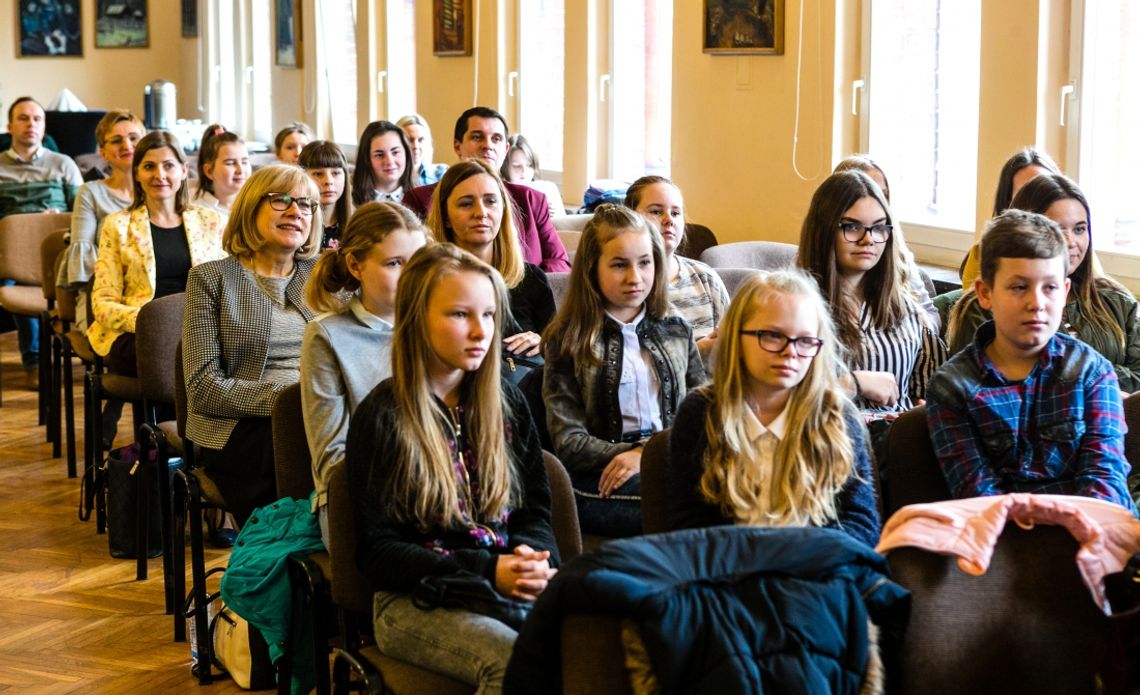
[740,330,824,357]
[838,221,892,243]
[263,192,317,215]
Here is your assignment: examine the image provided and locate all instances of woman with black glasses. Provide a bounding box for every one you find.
[182,164,323,525]
[796,170,946,424]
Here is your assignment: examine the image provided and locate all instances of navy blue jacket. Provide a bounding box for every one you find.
[504,526,909,695]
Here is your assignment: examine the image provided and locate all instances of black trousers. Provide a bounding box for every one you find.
[197,417,276,527]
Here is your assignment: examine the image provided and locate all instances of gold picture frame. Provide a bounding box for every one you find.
[704,0,784,55]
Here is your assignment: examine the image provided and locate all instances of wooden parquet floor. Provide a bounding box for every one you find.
[0,330,248,694]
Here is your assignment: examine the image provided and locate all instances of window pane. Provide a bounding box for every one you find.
[867,0,980,231]
[320,0,358,143]
[386,0,417,120]
[250,0,272,143]
[519,0,565,173]
[1077,1,1140,253]
[611,0,672,181]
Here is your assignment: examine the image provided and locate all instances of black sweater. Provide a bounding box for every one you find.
[346,377,558,593]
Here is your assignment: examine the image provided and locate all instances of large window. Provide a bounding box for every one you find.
[384,0,417,120]
[1070,1,1140,255]
[518,0,565,175]
[608,0,672,181]
[864,0,980,232]
[319,0,358,143]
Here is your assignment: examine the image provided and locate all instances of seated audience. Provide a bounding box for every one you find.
[426,160,554,360]
[60,109,145,331]
[948,174,1140,393]
[797,171,945,431]
[301,202,429,545]
[397,113,448,186]
[346,243,557,693]
[625,175,729,358]
[501,134,565,217]
[927,209,1137,513]
[402,106,570,272]
[961,147,1060,290]
[298,140,352,249]
[182,164,322,526]
[274,122,312,165]
[194,124,251,219]
[351,121,414,205]
[543,204,706,537]
[89,131,224,378]
[0,96,84,388]
[668,269,880,548]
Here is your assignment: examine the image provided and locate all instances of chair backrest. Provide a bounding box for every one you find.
[640,430,672,535]
[55,254,78,323]
[174,341,188,439]
[677,223,718,260]
[544,451,582,563]
[552,213,592,232]
[557,230,581,259]
[712,267,758,299]
[699,240,798,271]
[40,230,67,302]
[882,405,949,518]
[886,525,1107,694]
[326,458,375,615]
[135,293,186,405]
[548,271,571,311]
[272,382,315,500]
[0,212,70,286]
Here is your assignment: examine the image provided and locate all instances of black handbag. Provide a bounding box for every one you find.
[412,571,532,630]
[503,351,543,387]
[103,443,169,559]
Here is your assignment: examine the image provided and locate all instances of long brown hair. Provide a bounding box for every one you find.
[131,131,189,213]
[351,121,415,206]
[299,140,354,234]
[195,124,245,198]
[796,170,910,351]
[543,204,669,365]
[384,243,517,526]
[425,159,525,288]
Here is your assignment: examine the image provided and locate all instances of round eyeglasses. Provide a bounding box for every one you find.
[838,221,892,244]
[740,330,824,357]
[263,192,317,215]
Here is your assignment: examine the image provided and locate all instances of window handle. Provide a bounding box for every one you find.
[377,71,387,94]
[851,79,865,116]
[1060,83,1075,127]
[599,74,611,103]
[508,71,519,98]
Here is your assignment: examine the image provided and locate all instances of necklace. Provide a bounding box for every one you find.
[244,257,290,307]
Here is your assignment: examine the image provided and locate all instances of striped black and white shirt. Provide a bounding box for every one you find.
[849,300,947,419]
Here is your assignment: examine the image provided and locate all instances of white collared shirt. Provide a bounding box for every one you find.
[374,187,404,203]
[740,402,790,511]
[607,308,662,436]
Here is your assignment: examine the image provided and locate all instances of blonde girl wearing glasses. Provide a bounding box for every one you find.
[666,269,880,547]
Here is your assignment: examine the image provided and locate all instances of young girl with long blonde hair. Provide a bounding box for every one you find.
[345,243,557,692]
[666,269,880,546]
[543,204,706,537]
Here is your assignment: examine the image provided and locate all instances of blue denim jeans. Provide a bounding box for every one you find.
[2,280,39,368]
[570,469,642,538]
[373,590,516,695]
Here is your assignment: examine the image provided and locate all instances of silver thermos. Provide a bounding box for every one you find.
[144,80,177,130]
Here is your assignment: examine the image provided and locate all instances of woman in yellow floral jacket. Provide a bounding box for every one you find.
[89,130,225,376]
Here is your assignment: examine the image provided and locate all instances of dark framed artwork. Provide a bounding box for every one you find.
[704,0,784,55]
[275,0,302,67]
[181,0,198,38]
[17,0,82,57]
[95,0,148,48]
[433,0,472,57]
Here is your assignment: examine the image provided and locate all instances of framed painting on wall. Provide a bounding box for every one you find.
[704,0,784,55]
[18,0,82,57]
[433,0,472,57]
[276,0,302,67]
[96,0,148,48]
[181,0,197,38]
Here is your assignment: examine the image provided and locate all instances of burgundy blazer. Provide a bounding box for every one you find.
[403,180,571,273]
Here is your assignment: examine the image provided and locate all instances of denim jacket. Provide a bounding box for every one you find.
[543,314,706,475]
